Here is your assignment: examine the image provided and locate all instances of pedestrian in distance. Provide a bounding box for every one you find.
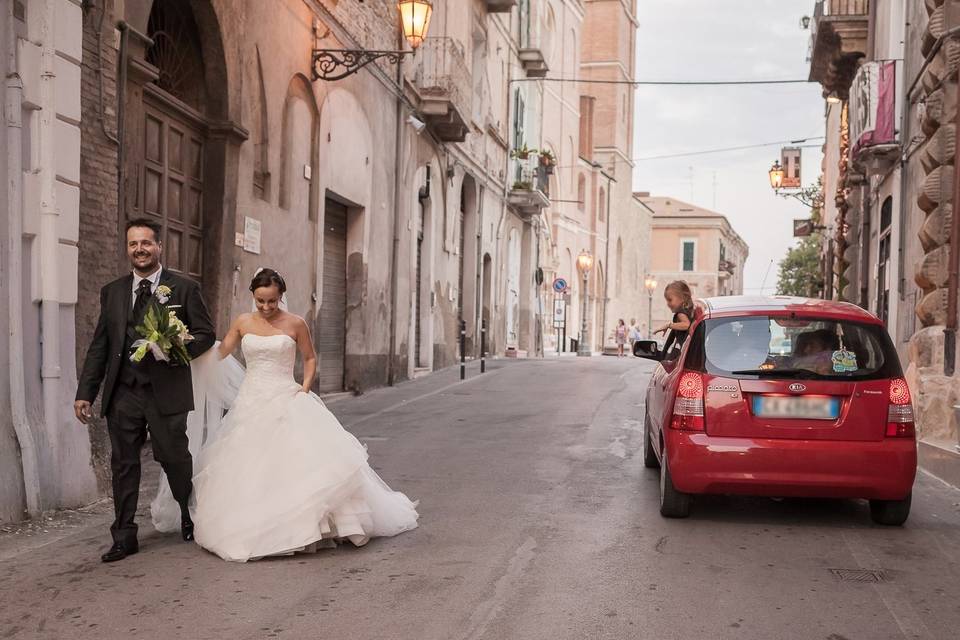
[74,218,216,563]
[628,317,641,354]
[615,319,628,357]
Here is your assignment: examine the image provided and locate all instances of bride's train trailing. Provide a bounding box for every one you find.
[151,335,418,562]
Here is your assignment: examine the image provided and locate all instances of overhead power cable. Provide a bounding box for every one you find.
[633,138,825,161]
[510,77,811,86]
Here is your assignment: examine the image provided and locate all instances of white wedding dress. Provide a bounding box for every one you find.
[150,333,418,562]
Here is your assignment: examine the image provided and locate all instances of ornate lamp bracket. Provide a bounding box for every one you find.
[311,49,411,81]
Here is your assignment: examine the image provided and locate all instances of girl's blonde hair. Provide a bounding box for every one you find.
[664,280,693,306]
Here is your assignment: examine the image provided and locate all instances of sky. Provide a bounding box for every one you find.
[632,0,825,295]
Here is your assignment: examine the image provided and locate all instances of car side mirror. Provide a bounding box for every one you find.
[633,339,663,361]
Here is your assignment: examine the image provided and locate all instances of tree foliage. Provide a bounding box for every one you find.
[776,235,822,297]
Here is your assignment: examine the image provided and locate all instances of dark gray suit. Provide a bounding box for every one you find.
[77,269,215,545]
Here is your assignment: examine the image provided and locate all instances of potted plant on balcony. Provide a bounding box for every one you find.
[510,144,534,161]
[538,149,556,173]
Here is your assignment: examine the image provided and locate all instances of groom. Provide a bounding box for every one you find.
[75,218,216,562]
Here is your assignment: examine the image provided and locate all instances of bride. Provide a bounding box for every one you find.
[151,268,418,562]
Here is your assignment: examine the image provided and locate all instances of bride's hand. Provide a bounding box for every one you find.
[299,386,311,395]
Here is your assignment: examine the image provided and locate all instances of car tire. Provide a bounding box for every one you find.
[659,451,690,518]
[643,413,660,469]
[869,492,911,526]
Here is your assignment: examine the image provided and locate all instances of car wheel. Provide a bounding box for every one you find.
[643,413,660,469]
[659,450,690,518]
[869,492,911,526]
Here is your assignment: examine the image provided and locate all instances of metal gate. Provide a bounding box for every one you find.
[317,199,348,392]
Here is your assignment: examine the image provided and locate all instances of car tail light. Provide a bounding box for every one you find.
[671,372,705,431]
[885,377,915,438]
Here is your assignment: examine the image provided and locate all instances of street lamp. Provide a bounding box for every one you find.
[644,276,657,338]
[312,0,433,81]
[768,160,785,192]
[576,250,594,357]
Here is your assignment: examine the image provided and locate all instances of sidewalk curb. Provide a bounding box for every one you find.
[919,440,960,490]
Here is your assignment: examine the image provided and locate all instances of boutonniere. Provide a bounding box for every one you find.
[155,284,172,305]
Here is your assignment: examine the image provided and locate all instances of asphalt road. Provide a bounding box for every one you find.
[2,357,960,640]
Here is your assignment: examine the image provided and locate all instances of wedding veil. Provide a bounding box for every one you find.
[150,345,246,532]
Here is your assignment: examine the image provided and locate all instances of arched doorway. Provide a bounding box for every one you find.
[122,0,241,326]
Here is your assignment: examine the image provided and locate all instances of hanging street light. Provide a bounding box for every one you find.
[312,0,433,81]
[397,0,433,49]
[768,160,785,192]
[576,250,594,357]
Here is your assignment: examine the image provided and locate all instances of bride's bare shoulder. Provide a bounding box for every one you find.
[232,313,254,328]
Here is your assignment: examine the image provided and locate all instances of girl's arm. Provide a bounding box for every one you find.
[217,315,246,359]
[295,317,317,393]
[655,312,691,335]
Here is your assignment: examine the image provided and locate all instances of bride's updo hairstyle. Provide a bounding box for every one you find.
[249,268,287,295]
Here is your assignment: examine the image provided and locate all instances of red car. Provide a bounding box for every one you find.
[634,296,917,525]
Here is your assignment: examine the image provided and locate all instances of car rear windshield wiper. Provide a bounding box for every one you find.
[729,368,823,379]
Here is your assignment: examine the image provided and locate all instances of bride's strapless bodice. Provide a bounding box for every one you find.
[240,333,298,387]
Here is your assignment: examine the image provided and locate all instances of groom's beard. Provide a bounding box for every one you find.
[131,252,159,273]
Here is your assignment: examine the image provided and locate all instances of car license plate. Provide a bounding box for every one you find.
[752,396,840,420]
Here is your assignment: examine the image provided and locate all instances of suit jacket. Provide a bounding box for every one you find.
[76,269,216,416]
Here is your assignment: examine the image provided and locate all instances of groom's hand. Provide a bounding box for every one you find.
[74,400,93,424]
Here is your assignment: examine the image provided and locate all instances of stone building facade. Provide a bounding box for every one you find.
[639,195,749,334]
[806,0,960,477]
[1,0,99,522]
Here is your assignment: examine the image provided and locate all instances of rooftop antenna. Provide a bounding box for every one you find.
[759,258,774,294]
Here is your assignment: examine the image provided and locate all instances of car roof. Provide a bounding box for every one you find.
[698,295,883,325]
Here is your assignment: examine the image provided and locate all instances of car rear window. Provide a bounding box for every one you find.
[691,315,902,380]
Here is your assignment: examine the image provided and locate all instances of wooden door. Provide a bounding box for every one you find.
[139,102,205,282]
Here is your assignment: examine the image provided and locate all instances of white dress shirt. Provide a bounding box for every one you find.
[132,266,163,306]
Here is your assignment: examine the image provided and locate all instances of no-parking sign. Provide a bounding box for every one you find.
[552,277,568,293]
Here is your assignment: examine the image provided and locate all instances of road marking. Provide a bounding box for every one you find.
[840,531,932,639]
[456,536,537,640]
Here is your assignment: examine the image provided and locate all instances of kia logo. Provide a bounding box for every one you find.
[788,383,806,392]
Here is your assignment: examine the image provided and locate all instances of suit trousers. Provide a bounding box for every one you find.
[106,380,193,546]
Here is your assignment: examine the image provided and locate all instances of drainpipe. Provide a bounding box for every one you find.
[5,1,42,516]
[387,36,404,386]
[37,0,62,503]
[600,169,614,352]
[859,185,871,310]
[474,185,484,356]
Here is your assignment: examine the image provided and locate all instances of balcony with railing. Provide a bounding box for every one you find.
[508,154,551,218]
[808,0,869,96]
[518,0,548,78]
[411,37,471,142]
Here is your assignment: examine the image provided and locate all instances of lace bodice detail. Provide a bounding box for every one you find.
[240,333,298,386]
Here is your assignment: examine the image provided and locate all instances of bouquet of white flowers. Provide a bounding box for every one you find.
[130,285,194,366]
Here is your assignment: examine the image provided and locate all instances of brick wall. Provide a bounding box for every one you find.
[77,1,121,490]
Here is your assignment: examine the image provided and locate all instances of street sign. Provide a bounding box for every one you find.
[793,218,815,237]
[553,299,565,326]
[781,147,802,189]
[552,277,568,293]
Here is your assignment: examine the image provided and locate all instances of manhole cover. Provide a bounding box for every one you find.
[829,568,887,583]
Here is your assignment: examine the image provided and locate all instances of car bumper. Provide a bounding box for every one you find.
[666,432,917,500]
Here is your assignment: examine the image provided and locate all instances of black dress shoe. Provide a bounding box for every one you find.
[181,517,195,542]
[101,542,138,563]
